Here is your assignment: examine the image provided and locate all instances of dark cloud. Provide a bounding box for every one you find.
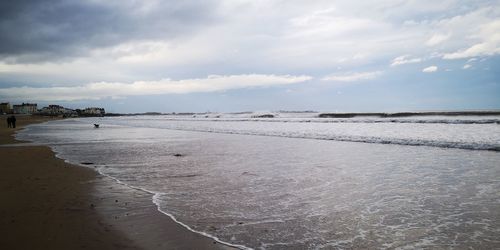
[0,0,218,62]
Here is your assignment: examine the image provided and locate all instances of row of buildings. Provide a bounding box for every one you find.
[0,102,105,117]
[1,103,38,114]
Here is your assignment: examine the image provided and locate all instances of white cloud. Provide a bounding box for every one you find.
[422,66,438,73]
[0,74,312,101]
[321,71,382,82]
[425,33,451,46]
[390,55,422,66]
[463,64,472,69]
[443,19,500,59]
[443,42,500,59]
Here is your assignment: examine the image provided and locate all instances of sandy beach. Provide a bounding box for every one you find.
[0,115,234,250]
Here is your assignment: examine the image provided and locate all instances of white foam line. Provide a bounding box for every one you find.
[151,117,500,125]
[151,193,252,250]
[49,147,253,250]
[142,126,500,152]
[93,166,252,250]
[13,122,35,140]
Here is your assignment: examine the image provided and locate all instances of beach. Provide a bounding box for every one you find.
[0,115,234,250]
[3,114,500,249]
[20,114,500,249]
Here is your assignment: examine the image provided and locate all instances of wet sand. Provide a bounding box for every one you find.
[0,115,235,249]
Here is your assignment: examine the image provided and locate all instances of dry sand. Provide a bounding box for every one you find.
[0,115,235,250]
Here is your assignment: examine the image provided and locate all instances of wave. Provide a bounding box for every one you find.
[317,111,500,118]
[156,117,500,125]
[155,127,500,152]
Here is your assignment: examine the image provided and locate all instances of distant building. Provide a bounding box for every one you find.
[39,104,76,116]
[48,104,65,113]
[82,107,105,116]
[0,102,11,114]
[13,103,37,114]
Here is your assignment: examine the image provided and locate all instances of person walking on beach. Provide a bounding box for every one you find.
[10,115,16,128]
[7,116,11,128]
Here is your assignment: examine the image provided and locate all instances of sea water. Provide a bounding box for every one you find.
[17,114,500,249]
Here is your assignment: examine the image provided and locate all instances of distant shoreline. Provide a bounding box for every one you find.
[103,110,500,118]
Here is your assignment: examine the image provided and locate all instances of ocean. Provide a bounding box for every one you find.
[17,113,500,249]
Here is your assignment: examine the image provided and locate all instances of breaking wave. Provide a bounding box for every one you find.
[149,126,500,152]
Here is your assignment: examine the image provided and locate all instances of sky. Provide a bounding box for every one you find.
[0,0,499,113]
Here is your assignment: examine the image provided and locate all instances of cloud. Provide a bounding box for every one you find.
[0,0,219,62]
[422,66,438,73]
[463,64,472,69]
[390,55,422,66]
[442,18,500,59]
[1,1,499,91]
[425,33,451,46]
[443,42,500,59]
[321,71,382,82]
[0,74,312,101]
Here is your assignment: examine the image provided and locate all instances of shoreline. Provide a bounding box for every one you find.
[0,115,237,249]
[90,166,250,250]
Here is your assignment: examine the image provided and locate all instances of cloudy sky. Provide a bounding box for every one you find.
[0,0,499,113]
